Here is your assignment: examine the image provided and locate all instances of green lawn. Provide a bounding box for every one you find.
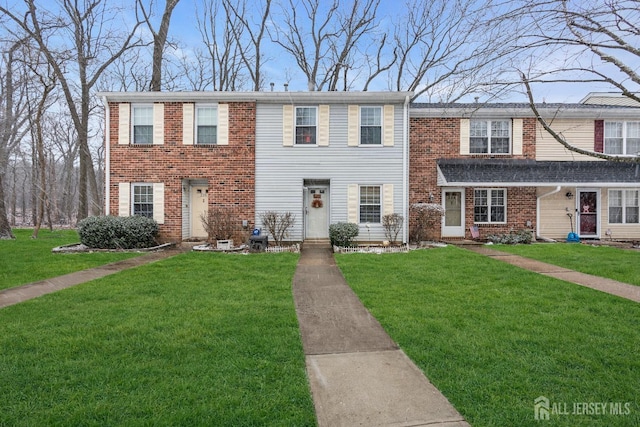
[0,229,143,290]
[336,247,640,427]
[494,242,640,286]
[0,251,315,426]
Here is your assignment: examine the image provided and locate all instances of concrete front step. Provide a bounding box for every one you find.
[303,239,332,249]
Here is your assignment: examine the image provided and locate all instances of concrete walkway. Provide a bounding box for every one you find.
[293,242,469,427]
[464,245,640,303]
[0,246,186,309]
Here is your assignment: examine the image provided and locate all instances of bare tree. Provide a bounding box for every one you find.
[393,0,520,101]
[515,0,640,161]
[196,0,248,91]
[0,40,30,239]
[138,0,181,91]
[0,0,145,221]
[222,0,272,91]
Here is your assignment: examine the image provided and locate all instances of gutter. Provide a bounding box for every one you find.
[402,95,410,244]
[103,97,110,216]
[536,186,561,239]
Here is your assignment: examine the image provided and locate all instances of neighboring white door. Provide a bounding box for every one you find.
[190,186,208,238]
[442,189,465,237]
[577,189,599,238]
[305,187,329,238]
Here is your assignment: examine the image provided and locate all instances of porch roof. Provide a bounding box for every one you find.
[436,159,640,187]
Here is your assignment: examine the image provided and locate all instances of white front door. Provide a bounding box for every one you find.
[190,186,208,238]
[305,187,329,238]
[442,189,465,237]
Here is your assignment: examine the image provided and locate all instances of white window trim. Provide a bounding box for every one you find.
[469,119,512,155]
[608,189,640,224]
[131,183,154,218]
[359,106,383,146]
[473,188,507,224]
[195,104,218,145]
[295,106,318,146]
[604,121,640,156]
[131,104,154,145]
[358,185,382,224]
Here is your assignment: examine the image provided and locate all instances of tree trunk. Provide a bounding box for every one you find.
[0,173,15,239]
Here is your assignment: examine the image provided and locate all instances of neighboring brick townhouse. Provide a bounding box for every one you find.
[410,96,640,241]
[99,91,640,244]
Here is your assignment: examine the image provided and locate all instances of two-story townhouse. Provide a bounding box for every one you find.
[100,92,257,242]
[99,91,412,244]
[254,92,412,243]
[409,99,640,241]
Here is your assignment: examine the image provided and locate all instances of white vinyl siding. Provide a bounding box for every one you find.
[536,119,597,161]
[118,103,130,145]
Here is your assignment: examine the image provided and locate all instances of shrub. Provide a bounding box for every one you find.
[329,222,359,247]
[259,211,296,246]
[410,203,445,243]
[77,215,159,249]
[486,229,533,245]
[382,213,404,244]
[200,208,239,241]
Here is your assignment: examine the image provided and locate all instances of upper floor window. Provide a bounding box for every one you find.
[196,106,218,144]
[132,105,153,144]
[474,188,506,223]
[132,184,153,218]
[295,107,317,145]
[359,185,381,223]
[609,189,639,224]
[360,106,382,145]
[470,120,510,154]
[605,121,640,155]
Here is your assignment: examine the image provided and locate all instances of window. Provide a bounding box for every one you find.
[360,106,382,145]
[609,190,639,224]
[474,189,506,223]
[295,107,317,144]
[132,184,153,218]
[132,106,153,144]
[196,106,217,144]
[470,120,510,154]
[605,121,640,155]
[359,186,381,223]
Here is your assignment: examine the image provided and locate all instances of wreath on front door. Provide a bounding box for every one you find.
[312,199,323,208]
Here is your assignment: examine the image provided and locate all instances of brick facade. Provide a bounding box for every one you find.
[409,116,538,240]
[108,101,255,242]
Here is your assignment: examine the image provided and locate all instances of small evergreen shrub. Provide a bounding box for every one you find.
[77,215,159,249]
[486,229,533,245]
[329,222,359,247]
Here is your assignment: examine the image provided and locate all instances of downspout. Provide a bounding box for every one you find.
[536,186,561,240]
[402,95,410,244]
[103,97,110,216]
